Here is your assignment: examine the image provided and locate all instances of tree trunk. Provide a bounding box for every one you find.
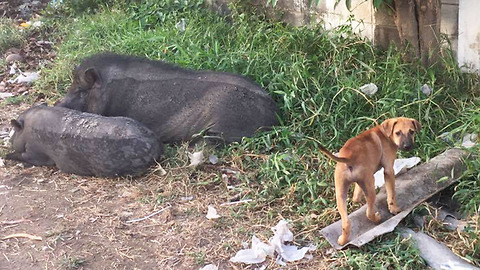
[415,0,441,66]
[393,0,420,59]
[392,0,440,66]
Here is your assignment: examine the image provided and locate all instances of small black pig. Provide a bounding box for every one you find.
[7,105,161,177]
[55,53,280,144]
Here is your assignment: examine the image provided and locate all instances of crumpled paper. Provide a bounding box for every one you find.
[374,157,421,188]
[359,83,378,96]
[461,133,477,148]
[206,205,220,220]
[7,71,39,84]
[188,150,204,167]
[199,264,218,270]
[230,220,315,265]
[230,235,274,264]
[420,84,432,95]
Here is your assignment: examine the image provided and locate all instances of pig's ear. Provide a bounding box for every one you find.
[84,67,101,88]
[10,119,23,130]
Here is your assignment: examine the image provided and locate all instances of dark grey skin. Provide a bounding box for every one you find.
[55,53,280,144]
[7,105,161,177]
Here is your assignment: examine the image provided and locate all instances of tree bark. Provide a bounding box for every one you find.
[392,0,440,66]
[415,0,441,66]
[393,0,420,59]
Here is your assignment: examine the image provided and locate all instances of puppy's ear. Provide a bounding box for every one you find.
[412,119,421,132]
[381,118,397,137]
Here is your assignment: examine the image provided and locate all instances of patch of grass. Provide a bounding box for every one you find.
[1,95,27,106]
[187,251,206,265]
[35,1,480,267]
[61,254,86,269]
[341,232,425,269]
[0,18,26,54]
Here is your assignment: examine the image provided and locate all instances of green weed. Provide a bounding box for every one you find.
[342,232,425,269]
[0,18,26,54]
[60,254,86,269]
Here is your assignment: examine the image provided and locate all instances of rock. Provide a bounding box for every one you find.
[6,54,24,63]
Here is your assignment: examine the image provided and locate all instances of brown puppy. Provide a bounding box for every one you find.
[318,117,421,246]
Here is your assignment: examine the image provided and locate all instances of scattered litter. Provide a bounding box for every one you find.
[188,150,204,167]
[230,220,316,265]
[126,205,172,223]
[220,199,252,206]
[2,233,42,241]
[399,227,479,270]
[461,133,477,148]
[206,205,221,219]
[199,264,218,270]
[19,21,43,28]
[20,22,31,28]
[8,71,39,84]
[230,235,274,264]
[209,154,218,164]
[220,168,239,175]
[420,84,432,95]
[6,54,23,62]
[9,63,19,75]
[32,21,43,28]
[439,132,454,144]
[0,92,15,99]
[321,148,468,249]
[176,18,186,32]
[374,157,421,188]
[270,220,316,265]
[436,208,468,232]
[180,196,194,201]
[36,40,54,46]
[359,83,378,96]
[154,163,167,176]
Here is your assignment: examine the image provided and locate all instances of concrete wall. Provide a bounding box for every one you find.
[458,0,480,72]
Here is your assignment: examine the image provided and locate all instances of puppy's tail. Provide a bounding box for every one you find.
[317,145,349,163]
[306,136,350,163]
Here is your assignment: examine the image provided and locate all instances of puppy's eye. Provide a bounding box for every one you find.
[409,129,414,135]
[395,131,402,136]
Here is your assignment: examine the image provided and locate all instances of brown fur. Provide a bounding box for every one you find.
[319,117,421,246]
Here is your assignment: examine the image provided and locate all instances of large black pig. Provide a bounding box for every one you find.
[55,53,280,144]
[7,105,161,177]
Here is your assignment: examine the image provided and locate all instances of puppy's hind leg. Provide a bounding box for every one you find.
[352,183,364,203]
[335,177,352,246]
[357,176,381,223]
